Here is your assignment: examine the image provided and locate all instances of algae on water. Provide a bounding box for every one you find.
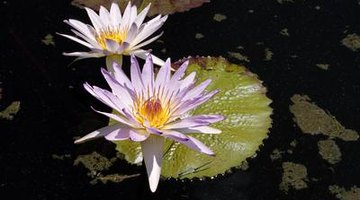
[317,139,342,164]
[290,95,359,141]
[280,162,308,193]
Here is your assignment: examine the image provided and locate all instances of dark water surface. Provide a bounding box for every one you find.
[1,0,360,199]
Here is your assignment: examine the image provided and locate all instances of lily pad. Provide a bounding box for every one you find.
[71,0,209,17]
[112,56,272,179]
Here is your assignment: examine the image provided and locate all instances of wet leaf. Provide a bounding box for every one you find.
[112,56,272,179]
[71,0,209,17]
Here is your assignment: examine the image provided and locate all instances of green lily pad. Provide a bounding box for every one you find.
[112,56,272,179]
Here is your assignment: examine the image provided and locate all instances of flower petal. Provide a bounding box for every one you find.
[179,126,222,134]
[130,55,144,93]
[85,7,103,31]
[176,135,214,156]
[134,3,150,27]
[142,54,155,97]
[129,129,149,141]
[104,126,130,141]
[58,33,94,49]
[132,49,165,66]
[165,115,224,129]
[110,3,122,26]
[141,136,164,192]
[74,123,123,144]
[161,129,189,141]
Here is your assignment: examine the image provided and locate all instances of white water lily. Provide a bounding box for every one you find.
[76,54,224,192]
[60,2,167,69]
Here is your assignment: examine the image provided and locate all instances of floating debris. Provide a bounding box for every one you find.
[71,0,210,17]
[236,46,244,50]
[227,51,250,62]
[290,95,359,141]
[270,149,283,161]
[41,34,55,46]
[0,101,20,120]
[195,33,204,39]
[213,13,227,22]
[90,173,140,185]
[317,139,342,164]
[277,0,294,4]
[52,154,71,160]
[280,28,290,37]
[316,63,330,70]
[341,33,360,51]
[161,48,167,53]
[329,185,360,200]
[279,162,308,193]
[264,48,273,61]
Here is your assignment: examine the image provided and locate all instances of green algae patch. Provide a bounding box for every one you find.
[74,152,115,174]
[280,162,308,193]
[317,139,342,164]
[113,56,272,179]
[290,95,359,141]
[329,185,360,200]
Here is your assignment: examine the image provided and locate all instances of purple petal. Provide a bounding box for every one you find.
[104,127,130,141]
[142,54,155,97]
[164,115,223,129]
[155,58,171,89]
[130,55,144,93]
[105,39,120,52]
[100,68,134,109]
[161,130,189,141]
[128,129,149,142]
[91,108,138,128]
[176,135,214,156]
[179,126,222,134]
[182,79,212,101]
[172,89,219,116]
[170,60,189,82]
[141,136,165,192]
[74,124,123,144]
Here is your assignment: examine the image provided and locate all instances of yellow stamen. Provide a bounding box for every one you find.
[136,97,170,128]
[95,27,127,49]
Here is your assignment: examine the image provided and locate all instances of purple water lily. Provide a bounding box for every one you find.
[76,54,224,192]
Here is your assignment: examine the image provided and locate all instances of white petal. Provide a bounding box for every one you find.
[130,32,163,50]
[110,3,122,26]
[99,6,111,27]
[85,7,103,31]
[63,51,104,58]
[58,33,94,49]
[65,19,97,41]
[141,136,164,192]
[134,3,151,27]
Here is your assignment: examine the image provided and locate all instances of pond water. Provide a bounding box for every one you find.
[1,0,360,199]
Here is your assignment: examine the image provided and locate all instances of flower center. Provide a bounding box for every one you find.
[136,97,170,128]
[95,26,127,49]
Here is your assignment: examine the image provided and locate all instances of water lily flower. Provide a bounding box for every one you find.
[75,54,224,192]
[60,2,167,69]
